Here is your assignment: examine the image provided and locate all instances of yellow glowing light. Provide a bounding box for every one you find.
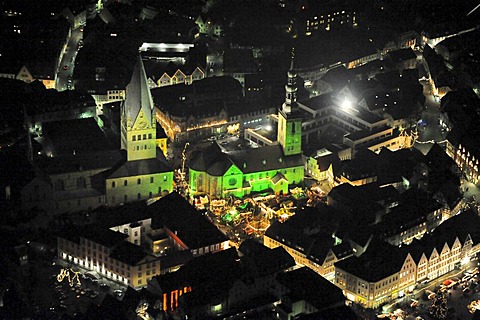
[57,268,82,287]
[186,120,228,132]
[340,98,352,110]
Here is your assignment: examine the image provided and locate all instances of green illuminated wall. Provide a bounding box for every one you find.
[106,172,173,205]
[278,111,302,156]
[189,164,304,199]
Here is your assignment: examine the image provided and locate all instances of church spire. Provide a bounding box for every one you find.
[121,55,157,161]
[277,47,302,156]
[282,47,298,114]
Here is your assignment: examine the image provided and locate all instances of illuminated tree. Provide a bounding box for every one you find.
[429,292,448,319]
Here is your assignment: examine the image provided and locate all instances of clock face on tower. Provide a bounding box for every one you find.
[137,120,147,129]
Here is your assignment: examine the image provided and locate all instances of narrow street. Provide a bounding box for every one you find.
[56,27,83,91]
[414,79,447,155]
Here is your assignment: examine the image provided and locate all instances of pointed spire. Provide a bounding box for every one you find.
[124,55,154,129]
[289,46,295,72]
[282,47,298,114]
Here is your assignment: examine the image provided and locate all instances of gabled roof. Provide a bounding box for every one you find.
[239,239,295,276]
[37,149,122,175]
[227,145,304,174]
[312,152,341,173]
[335,238,408,282]
[109,240,151,266]
[107,150,172,178]
[42,118,114,156]
[189,143,304,176]
[58,224,128,249]
[153,248,239,293]
[93,200,150,228]
[426,143,456,169]
[148,192,228,249]
[277,267,345,310]
[188,143,232,176]
[271,171,287,184]
[407,209,480,264]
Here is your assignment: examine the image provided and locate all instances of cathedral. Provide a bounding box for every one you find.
[187,55,305,199]
[21,56,173,215]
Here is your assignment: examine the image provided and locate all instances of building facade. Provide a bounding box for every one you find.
[188,58,305,199]
[57,193,230,290]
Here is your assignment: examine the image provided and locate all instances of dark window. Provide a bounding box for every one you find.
[77,177,86,188]
[137,178,141,185]
[124,180,128,186]
[55,179,65,191]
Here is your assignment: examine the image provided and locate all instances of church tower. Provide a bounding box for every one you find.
[277,49,302,156]
[121,55,157,161]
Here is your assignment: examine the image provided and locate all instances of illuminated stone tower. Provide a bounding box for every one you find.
[277,49,302,156]
[121,55,157,161]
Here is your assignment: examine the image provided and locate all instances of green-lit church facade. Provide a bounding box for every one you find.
[189,144,304,198]
[188,54,305,199]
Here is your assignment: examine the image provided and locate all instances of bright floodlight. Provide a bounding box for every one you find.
[340,98,353,110]
[265,124,272,131]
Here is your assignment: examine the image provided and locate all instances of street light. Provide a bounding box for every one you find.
[340,98,353,110]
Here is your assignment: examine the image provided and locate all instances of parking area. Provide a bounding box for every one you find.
[27,242,126,318]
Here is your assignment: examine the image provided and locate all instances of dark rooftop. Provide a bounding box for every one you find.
[335,238,407,282]
[92,200,151,228]
[58,224,128,249]
[277,267,345,310]
[148,192,228,249]
[42,118,114,156]
[36,149,122,174]
[109,240,151,266]
[107,150,172,178]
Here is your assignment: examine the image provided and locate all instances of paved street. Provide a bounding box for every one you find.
[56,26,83,91]
[414,79,447,155]
[375,260,480,320]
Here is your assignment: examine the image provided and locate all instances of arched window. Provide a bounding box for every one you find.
[137,178,141,185]
[124,180,128,186]
[55,179,65,191]
[76,177,86,189]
